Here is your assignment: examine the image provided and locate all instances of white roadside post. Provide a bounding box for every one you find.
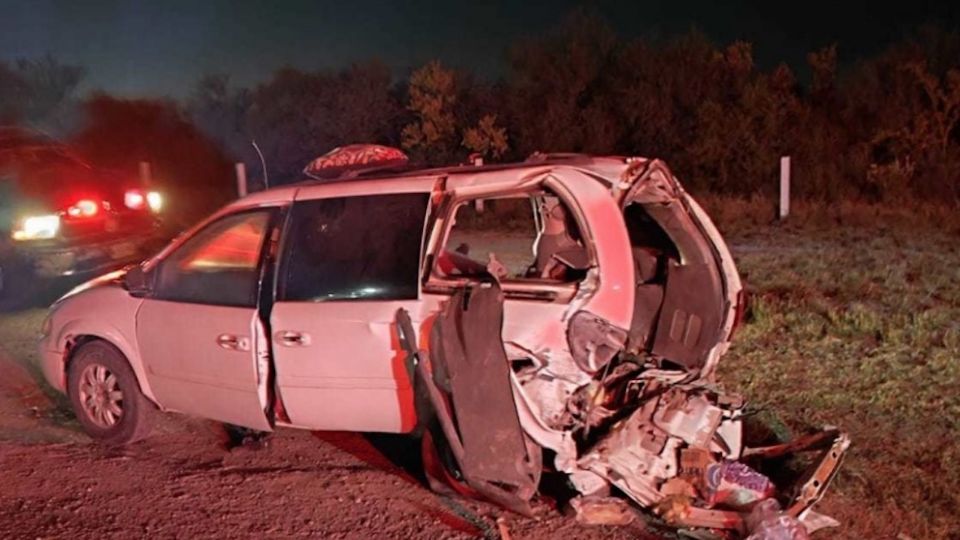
[779,155,791,220]
[235,162,248,198]
[472,154,485,212]
[138,161,152,186]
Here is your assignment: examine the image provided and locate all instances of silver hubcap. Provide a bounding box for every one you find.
[78,364,123,428]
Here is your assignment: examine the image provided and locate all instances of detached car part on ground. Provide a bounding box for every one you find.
[38,149,848,538]
[0,127,164,307]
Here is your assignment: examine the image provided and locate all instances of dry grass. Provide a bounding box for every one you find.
[700,194,960,235]
[710,200,960,539]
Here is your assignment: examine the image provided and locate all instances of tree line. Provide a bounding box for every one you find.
[3,12,960,221]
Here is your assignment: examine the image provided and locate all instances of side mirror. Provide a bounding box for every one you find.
[123,264,153,297]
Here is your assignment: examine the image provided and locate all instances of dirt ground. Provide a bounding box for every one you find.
[0,307,659,540]
[1,216,957,539]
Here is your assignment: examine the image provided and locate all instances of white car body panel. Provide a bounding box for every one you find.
[136,299,272,431]
[683,193,743,379]
[36,154,787,531]
[270,299,424,432]
[40,272,152,398]
[269,177,438,432]
[293,176,439,201]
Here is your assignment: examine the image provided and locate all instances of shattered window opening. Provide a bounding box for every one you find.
[437,191,589,284]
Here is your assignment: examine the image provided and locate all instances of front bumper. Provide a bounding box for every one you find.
[38,345,66,393]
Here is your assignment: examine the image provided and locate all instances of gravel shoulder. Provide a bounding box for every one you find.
[0,309,655,540]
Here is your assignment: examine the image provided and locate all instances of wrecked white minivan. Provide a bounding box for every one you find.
[39,147,847,536]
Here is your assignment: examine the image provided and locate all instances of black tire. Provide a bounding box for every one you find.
[67,340,154,445]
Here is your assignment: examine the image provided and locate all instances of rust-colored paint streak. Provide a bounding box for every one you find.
[388,323,418,433]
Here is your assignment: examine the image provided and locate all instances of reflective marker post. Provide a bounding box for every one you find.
[236,162,248,198]
[779,155,791,220]
[139,161,152,186]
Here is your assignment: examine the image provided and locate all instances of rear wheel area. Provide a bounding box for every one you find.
[420,420,479,498]
[420,417,543,502]
[67,340,154,445]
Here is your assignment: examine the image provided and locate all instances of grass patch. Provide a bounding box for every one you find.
[717,217,960,539]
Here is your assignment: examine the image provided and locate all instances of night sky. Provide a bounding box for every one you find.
[1,0,959,97]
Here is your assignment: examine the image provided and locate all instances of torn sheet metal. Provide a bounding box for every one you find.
[561,368,847,536]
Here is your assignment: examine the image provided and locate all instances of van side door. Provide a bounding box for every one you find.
[270,190,433,433]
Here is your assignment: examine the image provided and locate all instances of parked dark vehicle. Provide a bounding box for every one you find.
[0,127,165,307]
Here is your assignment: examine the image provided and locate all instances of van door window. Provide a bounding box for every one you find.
[277,193,430,302]
[154,210,272,307]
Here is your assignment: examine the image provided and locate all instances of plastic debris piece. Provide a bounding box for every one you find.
[797,509,840,534]
[745,499,810,540]
[568,496,639,526]
[704,460,775,509]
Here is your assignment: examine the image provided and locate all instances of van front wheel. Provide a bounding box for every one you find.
[67,340,154,445]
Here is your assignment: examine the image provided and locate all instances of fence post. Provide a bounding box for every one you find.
[235,162,248,198]
[138,161,152,186]
[779,155,791,220]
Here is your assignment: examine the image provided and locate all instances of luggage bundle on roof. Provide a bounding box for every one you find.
[303,144,409,180]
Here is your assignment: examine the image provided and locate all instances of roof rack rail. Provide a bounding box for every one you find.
[525,152,591,163]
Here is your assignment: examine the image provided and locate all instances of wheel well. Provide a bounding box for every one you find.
[63,336,137,389]
[63,335,157,409]
[63,334,102,372]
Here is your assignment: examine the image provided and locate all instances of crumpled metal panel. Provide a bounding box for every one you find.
[652,389,724,449]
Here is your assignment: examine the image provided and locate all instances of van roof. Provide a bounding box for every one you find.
[289,153,622,187]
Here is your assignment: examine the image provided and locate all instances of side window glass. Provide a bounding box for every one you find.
[438,194,588,282]
[154,210,272,307]
[278,193,429,302]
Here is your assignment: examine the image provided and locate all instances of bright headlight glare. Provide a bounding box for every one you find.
[12,214,60,241]
[146,191,163,212]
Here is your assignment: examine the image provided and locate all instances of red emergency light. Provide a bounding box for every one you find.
[67,199,100,218]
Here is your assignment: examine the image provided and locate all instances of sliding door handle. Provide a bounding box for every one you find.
[277,331,311,347]
[216,333,250,351]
